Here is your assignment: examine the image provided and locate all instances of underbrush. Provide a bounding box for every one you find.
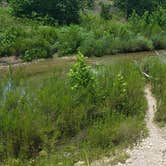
[0,7,166,61]
[0,7,58,61]
[57,8,166,57]
[0,56,147,165]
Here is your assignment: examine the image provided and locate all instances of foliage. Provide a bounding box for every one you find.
[0,8,58,60]
[9,0,82,24]
[114,0,164,17]
[21,48,48,62]
[100,3,112,20]
[0,7,166,59]
[56,25,84,55]
[112,72,127,112]
[68,52,95,90]
[0,60,147,164]
[142,57,166,125]
[0,27,16,56]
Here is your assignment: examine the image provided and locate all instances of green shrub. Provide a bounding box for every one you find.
[9,0,81,24]
[0,27,18,56]
[0,12,58,60]
[151,33,166,49]
[115,0,163,17]
[151,7,166,29]
[79,32,114,57]
[129,8,166,36]
[37,26,58,45]
[68,52,95,90]
[0,6,166,60]
[100,3,112,20]
[21,48,48,62]
[56,25,85,55]
[78,31,96,56]
[122,35,153,52]
[111,72,127,112]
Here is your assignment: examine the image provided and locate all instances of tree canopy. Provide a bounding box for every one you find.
[115,0,165,17]
[9,0,82,24]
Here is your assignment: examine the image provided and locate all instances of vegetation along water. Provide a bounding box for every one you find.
[0,0,166,165]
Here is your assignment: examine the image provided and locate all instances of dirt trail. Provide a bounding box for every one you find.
[90,85,166,166]
[116,85,166,166]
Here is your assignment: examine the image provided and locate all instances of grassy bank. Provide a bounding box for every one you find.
[0,6,166,61]
[142,55,166,126]
[0,55,148,165]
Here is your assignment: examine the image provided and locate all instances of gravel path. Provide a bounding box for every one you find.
[117,85,166,166]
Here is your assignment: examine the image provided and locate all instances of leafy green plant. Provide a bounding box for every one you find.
[100,3,112,20]
[0,27,18,56]
[68,52,95,90]
[114,0,163,18]
[112,72,127,112]
[57,25,84,55]
[21,48,48,62]
[0,6,166,59]
[9,0,81,24]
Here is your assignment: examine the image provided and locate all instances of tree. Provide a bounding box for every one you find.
[114,0,165,18]
[9,0,82,24]
[100,3,111,20]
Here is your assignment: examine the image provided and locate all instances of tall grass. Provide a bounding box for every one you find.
[0,59,147,165]
[142,57,166,125]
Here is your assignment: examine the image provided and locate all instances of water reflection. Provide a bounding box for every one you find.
[2,79,26,103]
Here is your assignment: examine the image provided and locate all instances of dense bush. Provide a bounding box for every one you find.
[100,3,112,20]
[151,33,166,49]
[55,8,165,57]
[0,9,58,60]
[56,25,84,55]
[129,7,166,34]
[68,52,95,90]
[0,27,55,60]
[9,0,82,24]
[0,6,166,60]
[0,27,18,56]
[114,0,164,17]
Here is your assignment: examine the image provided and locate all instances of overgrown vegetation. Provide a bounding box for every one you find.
[0,0,166,164]
[142,55,166,126]
[114,0,165,18]
[0,0,165,61]
[9,0,82,24]
[0,54,147,165]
